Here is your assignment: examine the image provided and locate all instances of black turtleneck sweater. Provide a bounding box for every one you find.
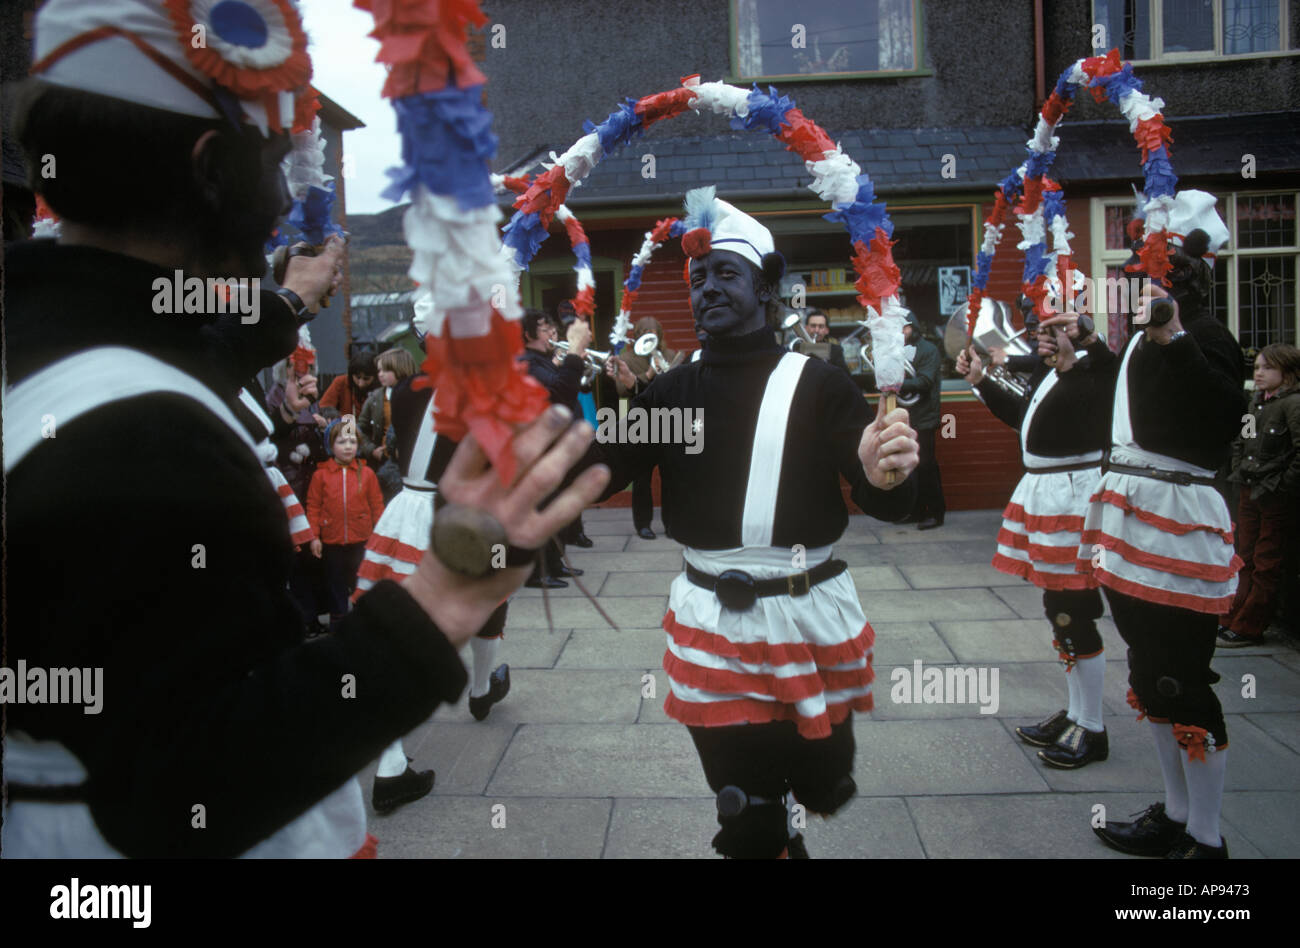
[4,241,467,857]
[592,326,916,549]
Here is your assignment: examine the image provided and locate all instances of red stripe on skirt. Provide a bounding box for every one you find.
[1080,531,1242,582]
[662,690,872,739]
[349,833,378,859]
[992,552,1097,590]
[664,610,874,668]
[1090,490,1234,543]
[663,649,872,704]
[1003,502,1086,534]
[365,533,425,566]
[1080,565,1236,615]
[996,528,1079,563]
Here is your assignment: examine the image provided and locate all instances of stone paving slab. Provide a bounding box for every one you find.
[637,669,672,724]
[487,723,710,798]
[557,628,666,670]
[936,619,1071,663]
[504,594,667,629]
[598,571,679,597]
[1004,714,1164,793]
[511,571,612,598]
[491,623,570,668]
[899,563,1015,589]
[602,798,722,860]
[851,718,1051,795]
[870,622,957,665]
[859,588,1018,622]
[845,539,997,566]
[452,669,642,725]
[1243,711,1300,755]
[1099,653,1300,716]
[847,565,912,590]
[990,584,1053,619]
[567,550,683,572]
[1220,790,1300,857]
[361,720,515,795]
[372,797,611,859]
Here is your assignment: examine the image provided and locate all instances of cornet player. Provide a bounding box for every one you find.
[957,309,1116,769]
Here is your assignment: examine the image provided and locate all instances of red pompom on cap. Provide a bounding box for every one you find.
[681,227,712,259]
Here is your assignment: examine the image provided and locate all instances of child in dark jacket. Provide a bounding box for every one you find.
[307,417,386,630]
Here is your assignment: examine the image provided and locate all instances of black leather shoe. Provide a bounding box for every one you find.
[1216,628,1261,648]
[785,833,810,859]
[468,664,510,721]
[1166,831,1229,859]
[1093,802,1186,856]
[571,533,595,548]
[1016,709,1072,747]
[372,765,435,814]
[524,575,568,589]
[1039,724,1108,769]
[558,564,584,577]
[637,527,656,539]
[917,516,944,531]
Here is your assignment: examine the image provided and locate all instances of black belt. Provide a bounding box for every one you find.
[402,482,437,493]
[685,559,848,611]
[5,782,88,803]
[1102,459,1217,487]
[1025,460,1101,474]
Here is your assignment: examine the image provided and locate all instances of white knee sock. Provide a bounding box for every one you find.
[1184,748,1227,848]
[377,739,408,778]
[1065,665,1081,722]
[1075,653,1105,732]
[470,637,499,698]
[1148,722,1189,824]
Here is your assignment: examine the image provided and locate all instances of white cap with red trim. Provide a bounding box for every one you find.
[31,0,312,135]
[679,186,775,271]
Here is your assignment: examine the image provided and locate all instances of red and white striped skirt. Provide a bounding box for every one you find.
[663,546,874,740]
[352,485,433,602]
[993,468,1102,591]
[265,465,314,547]
[1076,472,1241,614]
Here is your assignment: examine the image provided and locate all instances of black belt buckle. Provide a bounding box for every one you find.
[787,572,811,597]
[715,569,757,611]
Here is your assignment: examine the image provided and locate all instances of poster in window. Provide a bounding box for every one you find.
[937,266,971,313]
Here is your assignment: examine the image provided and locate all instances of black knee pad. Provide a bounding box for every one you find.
[712,786,788,859]
[792,775,857,816]
[1156,675,1182,698]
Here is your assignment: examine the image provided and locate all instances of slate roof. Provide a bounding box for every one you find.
[501,112,1300,210]
[503,126,1032,208]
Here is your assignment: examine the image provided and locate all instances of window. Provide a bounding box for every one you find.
[731,0,924,81]
[1092,0,1294,62]
[1091,191,1298,364]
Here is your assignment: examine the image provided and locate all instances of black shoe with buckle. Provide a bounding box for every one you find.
[372,765,435,815]
[571,533,595,548]
[637,527,656,540]
[917,516,944,531]
[558,564,584,577]
[468,664,510,721]
[1093,802,1186,856]
[1015,709,1072,747]
[524,575,568,589]
[1166,831,1229,859]
[1039,724,1108,769]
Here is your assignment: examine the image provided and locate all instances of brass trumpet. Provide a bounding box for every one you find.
[554,339,612,385]
[633,332,679,375]
[942,298,1034,399]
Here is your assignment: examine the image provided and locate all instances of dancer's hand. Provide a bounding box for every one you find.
[859,395,919,490]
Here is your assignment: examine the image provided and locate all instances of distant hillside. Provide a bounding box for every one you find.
[346,205,413,295]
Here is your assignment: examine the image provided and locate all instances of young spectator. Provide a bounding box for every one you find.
[308,417,386,631]
[320,351,379,420]
[359,348,418,502]
[1221,343,1300,646]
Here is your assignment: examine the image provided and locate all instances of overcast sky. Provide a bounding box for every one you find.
[299,0,402,215]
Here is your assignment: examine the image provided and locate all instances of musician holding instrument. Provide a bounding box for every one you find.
[957,308,1116,769]
[789,309,850,376]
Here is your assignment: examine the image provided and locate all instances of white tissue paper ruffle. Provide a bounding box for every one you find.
[867,300,908,391]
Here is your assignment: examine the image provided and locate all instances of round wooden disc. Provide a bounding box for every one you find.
[430,504,509,578]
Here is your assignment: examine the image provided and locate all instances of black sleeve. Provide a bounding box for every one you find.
[828,344,851,376]
[199,291,300,385]
[974,375,1029,430]
[6,397,468,857]
[591,379,666,501]
[822,368,917,522]
[548,354,584,409]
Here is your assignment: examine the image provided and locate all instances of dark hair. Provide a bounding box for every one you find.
[14,79,283,272]
[349,352,378,377]
[805,309,828,324]
[1258,343,1300,385]
[522,308,550,342]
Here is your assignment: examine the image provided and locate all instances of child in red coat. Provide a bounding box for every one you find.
[307,417,386,630]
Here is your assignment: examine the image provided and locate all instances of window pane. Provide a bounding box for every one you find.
[1162,0,1215,52]
[1237,255,1295,352]
[1105,204,1137,250]
[1223,0,1281,54]
[1093,0,1152,59]
[1236,193,1297,249]
[733,0,915,78]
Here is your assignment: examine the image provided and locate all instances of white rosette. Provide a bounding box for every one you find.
[282,116,331,200]
[867,300,908,392]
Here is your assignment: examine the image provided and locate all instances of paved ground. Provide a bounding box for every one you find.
[360,508,1300,858]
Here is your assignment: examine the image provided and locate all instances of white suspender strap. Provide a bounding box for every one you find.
[238,386,276,440]
[4,347,257,474]
[741,352,809,548]
[405,388,440,487]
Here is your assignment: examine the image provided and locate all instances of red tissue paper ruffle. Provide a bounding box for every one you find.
[635,86,696,129]
[290,344,316,376]
[1126,231,1174,285]
[1022,275,1052,320]
[620,288,639,310]
[681,227,712,259]
[570,285,595,318]
[1135,116,1173,164]
[356,0,488,98]
[291,86,321,133]
[1081,48,1123,80]
[168,0,311,103]
[1040,90,1073,126]
[965,288,985,337]
[852,230,900,316]
[775,108,837,162]
[412,309,550,484]
[560,212,588,250]
[650,217,680,244]
[1016,175,1045,216]
[500,174,530,195]
[514,164,570,229]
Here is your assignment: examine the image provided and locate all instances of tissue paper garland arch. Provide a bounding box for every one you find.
[498,74,910,390]
[610,216,687,350]
[964,48,1179,336]
[490,173,595,320]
